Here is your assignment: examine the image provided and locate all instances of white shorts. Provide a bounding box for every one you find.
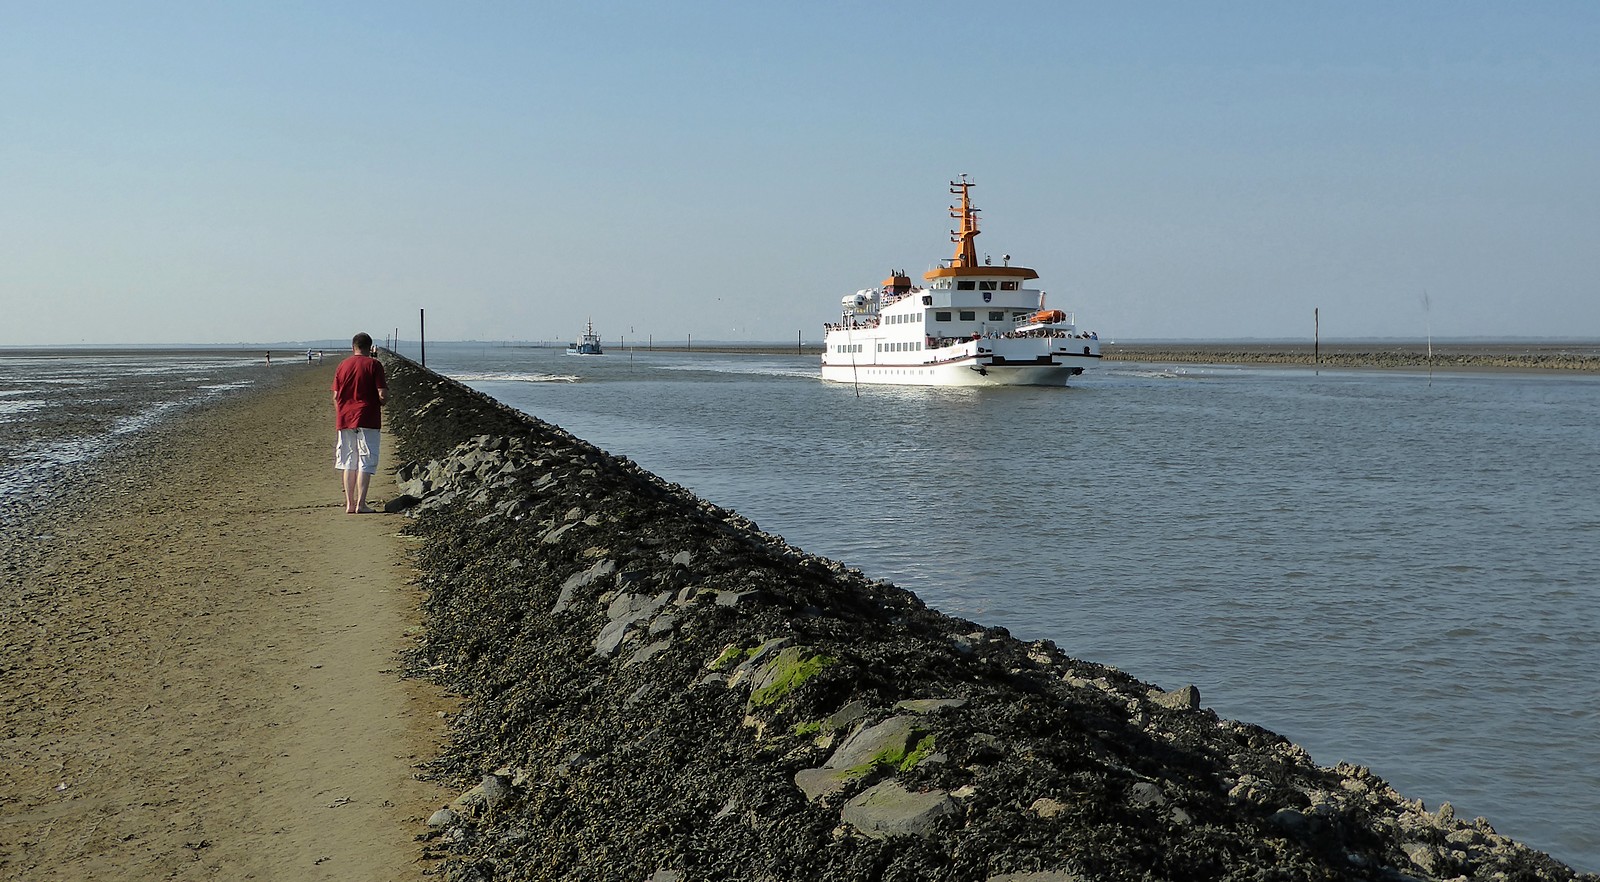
[335,428,381,474]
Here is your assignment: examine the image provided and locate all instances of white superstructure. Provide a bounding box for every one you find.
[821,176,1101,386]
[566,318,603,356]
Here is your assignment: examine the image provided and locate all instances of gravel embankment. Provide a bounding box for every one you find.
[382,352,1596,882]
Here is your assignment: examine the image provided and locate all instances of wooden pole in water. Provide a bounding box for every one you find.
[420,308,427,368]
[797,329,802,354]
[687,333,692,351]
[1314,307,1319,365]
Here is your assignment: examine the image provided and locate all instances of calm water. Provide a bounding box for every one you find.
[426,342,1599,871]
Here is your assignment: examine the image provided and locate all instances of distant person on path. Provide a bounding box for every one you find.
[332,332,387,514]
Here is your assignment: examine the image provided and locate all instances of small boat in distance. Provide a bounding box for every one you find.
[566,319,604,356]
[821,176,1102,387]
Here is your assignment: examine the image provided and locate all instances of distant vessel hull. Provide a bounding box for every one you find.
[566,318,604,356]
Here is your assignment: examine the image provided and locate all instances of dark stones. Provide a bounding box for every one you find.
[793,715,931,802]
[1128,781,1167,808]
[553,559,617,614]
[894,697,968,714]
[1149,684,1201,710]
[383,493,420,513]
[839,780,960,839]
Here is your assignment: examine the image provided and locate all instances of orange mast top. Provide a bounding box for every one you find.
[922,175,1039,281]
[948,175,980,269]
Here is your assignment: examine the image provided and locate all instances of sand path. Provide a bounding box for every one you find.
[1,364,450,881]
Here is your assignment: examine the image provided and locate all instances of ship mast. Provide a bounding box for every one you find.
[921,174,1037,282]
[948,174,980,269]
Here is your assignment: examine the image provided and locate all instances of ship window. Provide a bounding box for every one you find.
[933,279,950,289]
[978,281,998,291]
[1001,281,1018,290]
[988,311,1004,321]
[956,281,976,290]
[935,311,951,322]
[959,311,975,321]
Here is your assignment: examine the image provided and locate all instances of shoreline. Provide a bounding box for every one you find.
[0,365,450,881]
[1,361,300,533]
[1101,341,1600,372]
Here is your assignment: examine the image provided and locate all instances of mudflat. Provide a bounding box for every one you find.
[0,364,450,881]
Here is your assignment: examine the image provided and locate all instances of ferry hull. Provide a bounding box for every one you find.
[820,356,1097,387]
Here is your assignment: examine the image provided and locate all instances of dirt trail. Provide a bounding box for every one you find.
[1,364,450,881]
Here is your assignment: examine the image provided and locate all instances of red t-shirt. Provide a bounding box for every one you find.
[332,355,387,430]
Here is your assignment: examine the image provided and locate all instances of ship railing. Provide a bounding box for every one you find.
[879,290,920,309]
[824,318,883,331]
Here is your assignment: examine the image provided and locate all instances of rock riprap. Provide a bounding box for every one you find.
[381,352,1595,882]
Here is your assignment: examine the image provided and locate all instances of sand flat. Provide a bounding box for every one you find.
[0,364,449,881]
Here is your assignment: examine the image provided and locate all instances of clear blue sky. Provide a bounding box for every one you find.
[3,2,1596,345]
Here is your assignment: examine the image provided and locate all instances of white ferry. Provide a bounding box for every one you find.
[566,318,603,356]
[821,176,1101,386]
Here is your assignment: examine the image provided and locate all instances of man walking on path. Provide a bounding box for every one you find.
[332,332,387,514]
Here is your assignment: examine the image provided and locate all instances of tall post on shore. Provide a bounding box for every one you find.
[1314,308,1319,365]
[797,330,802,355]
[687,333,692,351]
[420,308,427,368]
